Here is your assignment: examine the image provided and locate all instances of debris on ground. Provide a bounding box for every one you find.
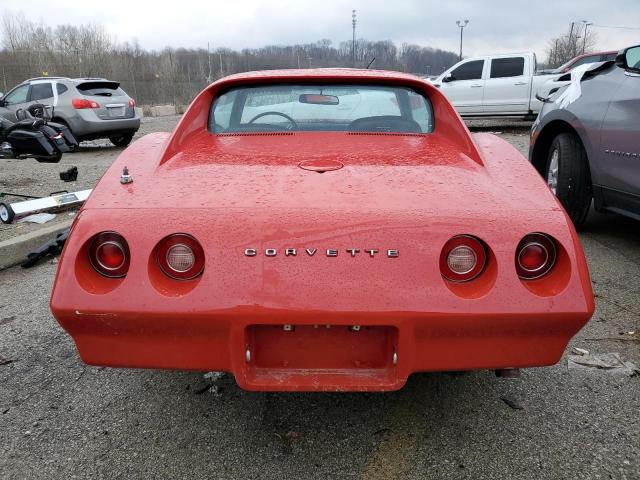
[571,347,589,356]
[59,166,78,182]
[192,371,226,395]
[207,385,222,397]
[501,396,524,410]
[568,352,639,376]
[203,371,225,382]
[0,189,91,224]
[16,212,56,224]
[21,228,69,268]
[0,354,13,366]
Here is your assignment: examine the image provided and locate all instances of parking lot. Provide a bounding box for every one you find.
[0,117,638,480]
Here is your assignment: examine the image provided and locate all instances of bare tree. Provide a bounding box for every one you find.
[546,23,598,68]
[0,10,460,106]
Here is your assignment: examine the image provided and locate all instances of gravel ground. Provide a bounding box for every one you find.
[0,117,638,480]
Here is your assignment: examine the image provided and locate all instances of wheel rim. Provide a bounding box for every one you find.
[547,148,559,195]
[0,205,8,222]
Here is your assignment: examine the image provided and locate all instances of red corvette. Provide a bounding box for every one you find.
[50,69,594,391]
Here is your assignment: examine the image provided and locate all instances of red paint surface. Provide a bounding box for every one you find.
[50,69,594,391]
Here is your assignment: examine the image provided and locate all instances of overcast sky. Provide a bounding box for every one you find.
[2,0,639,59]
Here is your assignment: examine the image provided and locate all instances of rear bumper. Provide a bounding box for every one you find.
[54,308,588,391]
[64,110,141,138]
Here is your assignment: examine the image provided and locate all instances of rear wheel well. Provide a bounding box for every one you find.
[531,121,587,175]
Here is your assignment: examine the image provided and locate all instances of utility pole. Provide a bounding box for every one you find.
[582,20,593,54]
[456,19,469,61]
[352,10,357,67]
[569,22,575,56]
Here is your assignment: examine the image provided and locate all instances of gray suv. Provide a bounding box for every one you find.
[0,77,141,147]
[530,44,640,226]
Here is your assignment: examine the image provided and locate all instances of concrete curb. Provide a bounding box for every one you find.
[0,220,73,271]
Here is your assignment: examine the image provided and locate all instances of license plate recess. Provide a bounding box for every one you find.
[246,324,397,370]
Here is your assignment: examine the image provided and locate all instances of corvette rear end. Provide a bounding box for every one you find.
[50,69,594,391]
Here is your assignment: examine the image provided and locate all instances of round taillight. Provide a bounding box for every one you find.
[88,231,130,278]
[516,233,556,279]
[156,234,205,280]
[440,235,487,282]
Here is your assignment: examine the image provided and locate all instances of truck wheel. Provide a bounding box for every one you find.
[0,202,15,224]
[110,133,135,147]
[546,132,592,227]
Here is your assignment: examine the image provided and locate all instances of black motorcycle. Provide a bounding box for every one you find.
[0,104,78,163]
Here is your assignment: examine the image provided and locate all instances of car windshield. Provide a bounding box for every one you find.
[210,84,434,134]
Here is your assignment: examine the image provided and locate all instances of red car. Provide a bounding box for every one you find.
[50,69,594,392]
[552,51,618,73]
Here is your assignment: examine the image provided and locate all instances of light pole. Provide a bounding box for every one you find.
[581,20,593,54]
[352,10,357,67]
[456,19,469,61]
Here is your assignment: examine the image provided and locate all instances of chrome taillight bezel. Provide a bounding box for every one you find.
[516,232,557,280]
[156,233,205,280]
[440,235,487,283]
[88,231,130,278]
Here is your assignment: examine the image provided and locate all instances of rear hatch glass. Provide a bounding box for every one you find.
[76,81,124,97]
[75,81,134,119]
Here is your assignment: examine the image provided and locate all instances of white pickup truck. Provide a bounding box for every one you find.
[430,52,557,119]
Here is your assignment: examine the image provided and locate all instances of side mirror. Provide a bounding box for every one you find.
[0,99,5,107]
[615,45,640,72]
[442,73,454,83]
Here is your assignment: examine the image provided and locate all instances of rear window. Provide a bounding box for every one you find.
[76,81,125,97]
[210,84,434,134]
[490,57,525,78]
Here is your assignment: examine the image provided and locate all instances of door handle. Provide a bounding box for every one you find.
[471,84,483,88]
[514,82,527,86]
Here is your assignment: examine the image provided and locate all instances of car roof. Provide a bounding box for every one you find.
[572,51,618,60]
[219,68,424,83]
[21,76,111,84]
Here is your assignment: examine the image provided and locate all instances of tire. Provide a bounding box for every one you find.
[0,202,15,224]
[110,132,135,147]
[545,132,592,227]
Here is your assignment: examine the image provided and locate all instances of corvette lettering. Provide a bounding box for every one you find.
[244,248,399,258]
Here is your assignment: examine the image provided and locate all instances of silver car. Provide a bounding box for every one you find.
[530,44,640,226]
[0,77,141,147]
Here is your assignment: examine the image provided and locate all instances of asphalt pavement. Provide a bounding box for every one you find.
[0,117,638,480]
